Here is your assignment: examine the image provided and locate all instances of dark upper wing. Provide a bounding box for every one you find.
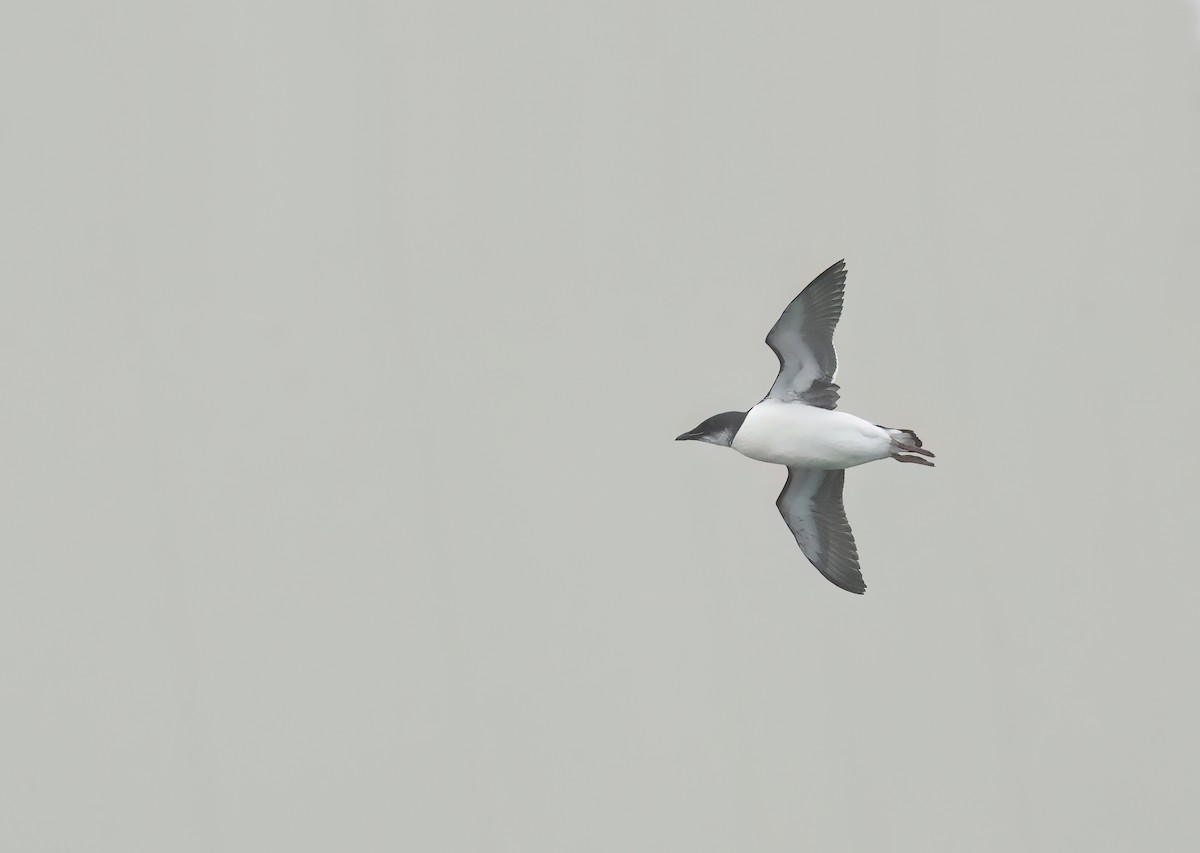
[763,260,847,409]
[775,467,865,594]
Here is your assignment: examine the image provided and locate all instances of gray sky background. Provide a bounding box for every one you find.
[3,2,1200,851]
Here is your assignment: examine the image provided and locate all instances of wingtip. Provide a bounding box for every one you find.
[822,259,848,289]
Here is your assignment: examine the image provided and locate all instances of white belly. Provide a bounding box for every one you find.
[731,400,892,468]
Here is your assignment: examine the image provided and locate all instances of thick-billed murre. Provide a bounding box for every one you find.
[675,260,934,594]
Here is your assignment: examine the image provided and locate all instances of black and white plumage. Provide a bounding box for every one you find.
[675,260,934,594]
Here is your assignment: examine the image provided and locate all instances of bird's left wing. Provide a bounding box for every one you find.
[763,260,846,409]
[776,466,865,594]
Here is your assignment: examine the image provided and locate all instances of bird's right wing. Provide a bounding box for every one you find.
[763,260,847,409]
[776,466,865,594]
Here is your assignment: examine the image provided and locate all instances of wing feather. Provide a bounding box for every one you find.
[764,260,847,408]
[775,467,865,594]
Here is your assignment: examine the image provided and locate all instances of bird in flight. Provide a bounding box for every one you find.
[675,260,933,594]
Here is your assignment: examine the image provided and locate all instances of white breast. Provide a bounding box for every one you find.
[731,400,892,469]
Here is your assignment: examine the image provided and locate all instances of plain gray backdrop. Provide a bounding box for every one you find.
[4,2,1200,851]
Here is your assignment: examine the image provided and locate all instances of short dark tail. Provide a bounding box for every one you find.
[879,426,935,466]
